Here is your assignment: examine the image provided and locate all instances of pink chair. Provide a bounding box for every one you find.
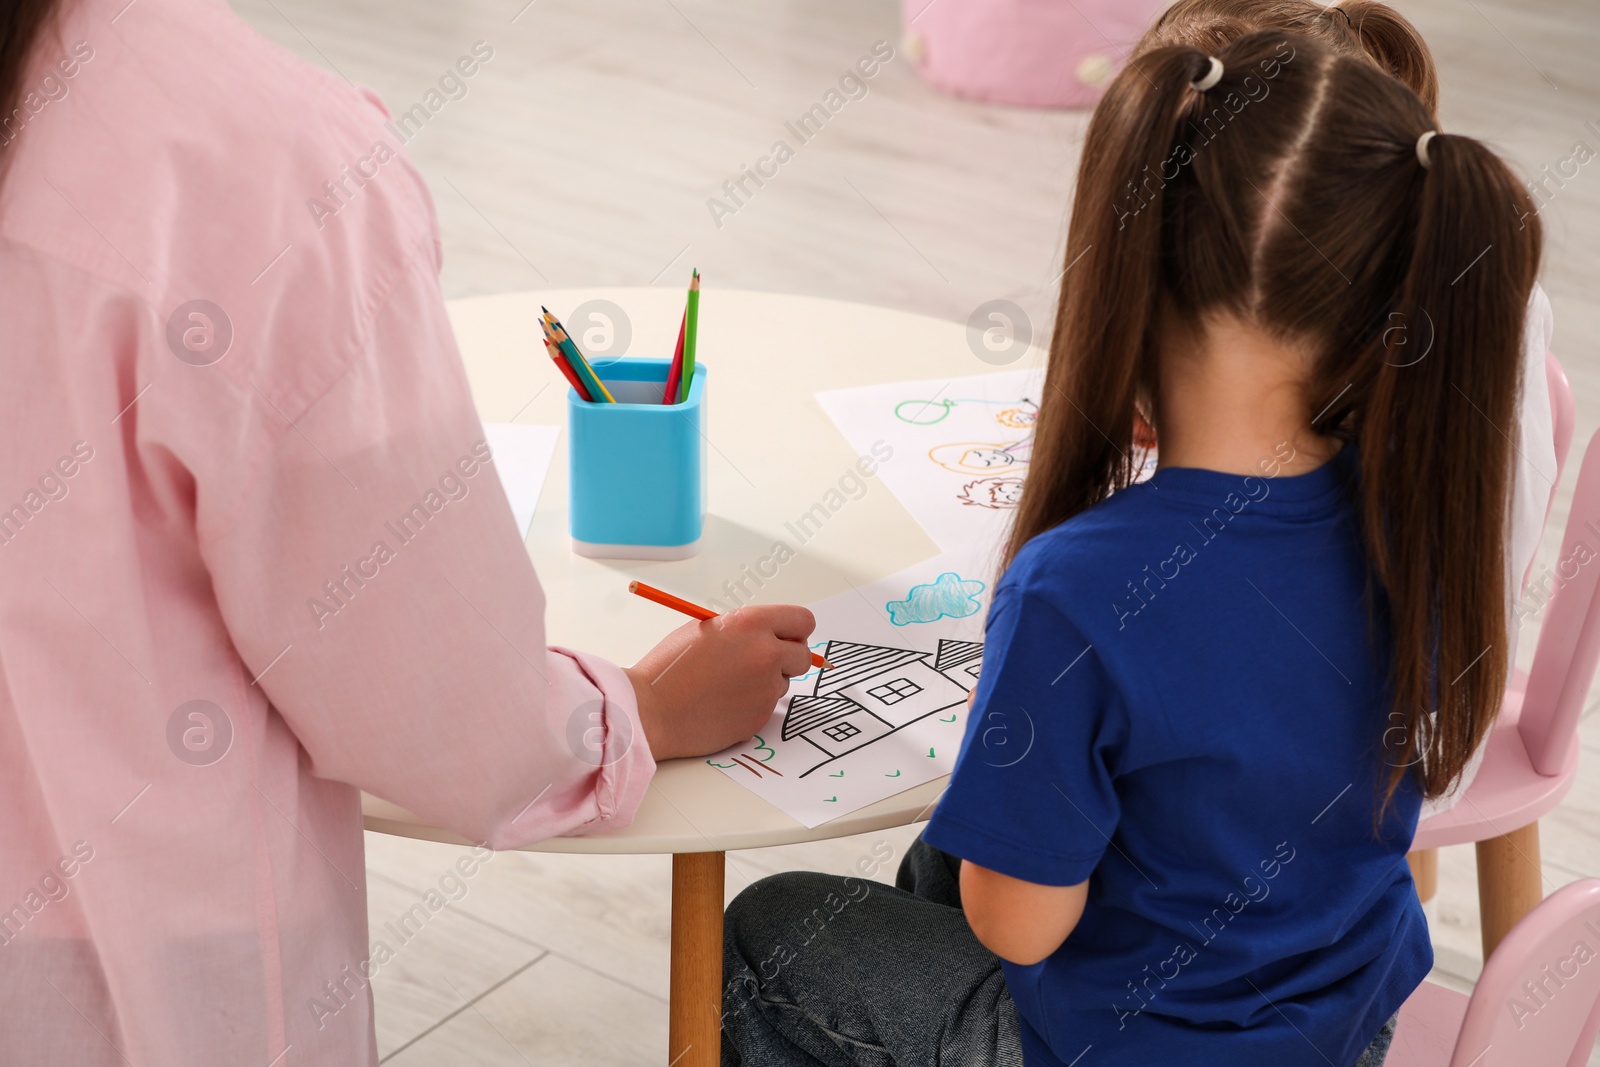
[1530,353,1579,593]
[1387,878,1600,1067]
[1412,389,1593,959]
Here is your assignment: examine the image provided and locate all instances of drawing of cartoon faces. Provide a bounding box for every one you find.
[994,401,1037,430]
[929,437,1032,475]
[958,476,1025,509]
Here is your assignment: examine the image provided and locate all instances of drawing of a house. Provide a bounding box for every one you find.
[784,639,984,776]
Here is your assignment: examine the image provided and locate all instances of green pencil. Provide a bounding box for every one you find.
[679,269,700,403]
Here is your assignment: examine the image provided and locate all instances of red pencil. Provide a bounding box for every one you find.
[662,309,687,404]
[545,337,593,401]
[628,581,833,669]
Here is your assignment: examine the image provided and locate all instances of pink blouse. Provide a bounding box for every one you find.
[0,0,653,1063]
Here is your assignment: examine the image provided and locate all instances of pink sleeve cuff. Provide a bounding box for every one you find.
[546,646,658,836]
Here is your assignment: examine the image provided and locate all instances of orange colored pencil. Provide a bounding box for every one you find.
[628,580,833,669]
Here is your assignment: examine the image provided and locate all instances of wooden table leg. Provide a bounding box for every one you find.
[670,851,725,1067]
[1406,848,1438,903]
[1476,822,1543,960]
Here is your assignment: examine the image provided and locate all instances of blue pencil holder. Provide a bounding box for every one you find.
[568,358,707,560]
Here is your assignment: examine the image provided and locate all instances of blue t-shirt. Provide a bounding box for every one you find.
[923,449,1432,1067]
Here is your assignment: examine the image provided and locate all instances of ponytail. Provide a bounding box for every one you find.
[1005,46,1221,564]
[1357,132,1542,806]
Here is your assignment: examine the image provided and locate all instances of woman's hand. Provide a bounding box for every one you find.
[625,604,817,761]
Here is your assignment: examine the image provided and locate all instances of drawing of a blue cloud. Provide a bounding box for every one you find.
[886,572,987,626]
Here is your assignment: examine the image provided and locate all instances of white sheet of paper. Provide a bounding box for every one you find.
[706,549,990,828]
[483,423,560,539]
[816,370,1044,554]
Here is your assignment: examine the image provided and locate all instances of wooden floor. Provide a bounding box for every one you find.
[227,0,1600,1061]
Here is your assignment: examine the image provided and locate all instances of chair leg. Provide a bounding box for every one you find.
[1475,822,1543,959]
[1406,848,1438,903]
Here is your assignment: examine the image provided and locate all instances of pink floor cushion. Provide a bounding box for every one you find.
[902,0,1168,109]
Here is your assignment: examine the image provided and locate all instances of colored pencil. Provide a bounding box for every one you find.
[679,269,700,403]
[544,337,593,401]
[628,580,833,670]
[540,322,591,399]
[662,308,687,404]
[542,309,615,403]
[552,320,615,403]
[539,317,597,400]
[540,309,596,398]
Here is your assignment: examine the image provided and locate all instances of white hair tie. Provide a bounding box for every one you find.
[1191,56,1224,92]
[1416,130,1438,169]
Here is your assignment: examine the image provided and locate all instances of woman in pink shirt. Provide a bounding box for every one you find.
[0,0,814,1062]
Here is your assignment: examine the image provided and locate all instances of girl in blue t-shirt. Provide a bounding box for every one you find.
[720,23,1542,1067]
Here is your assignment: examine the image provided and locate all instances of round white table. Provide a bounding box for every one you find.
[361,286,1034,1066]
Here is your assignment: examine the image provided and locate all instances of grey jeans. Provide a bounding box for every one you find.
[721,837,1397,1067]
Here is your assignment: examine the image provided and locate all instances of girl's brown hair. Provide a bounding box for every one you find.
[1008,31,1541,809]
[1139,0,1439,114]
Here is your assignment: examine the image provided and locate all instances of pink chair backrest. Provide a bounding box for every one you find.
[1544,353,1578,551]
[1521,426,1600,776]
[1527,354,1576,593]
[1450,878,1600,1067]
